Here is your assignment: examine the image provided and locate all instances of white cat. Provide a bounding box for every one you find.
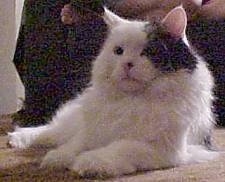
[8,6,219,177]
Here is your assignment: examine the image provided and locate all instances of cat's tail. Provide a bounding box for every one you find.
[184,144,220,164]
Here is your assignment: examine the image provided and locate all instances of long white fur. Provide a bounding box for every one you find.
[8,7,218,177]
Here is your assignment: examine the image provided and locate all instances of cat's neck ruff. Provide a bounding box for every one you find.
[92,66,197,104]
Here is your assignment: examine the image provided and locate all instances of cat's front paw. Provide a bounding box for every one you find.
[71,153,120,178]
[8,131,31,149]
[41,149,74,169]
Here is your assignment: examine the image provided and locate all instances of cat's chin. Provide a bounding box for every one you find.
[116,78,146,94]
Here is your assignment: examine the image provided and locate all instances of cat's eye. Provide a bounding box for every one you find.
[113,46,124,55]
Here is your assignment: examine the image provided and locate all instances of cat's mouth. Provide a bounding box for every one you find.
[121,75,141,83]
[116,75,148,93]
[120,72,146,85]
[116,72,160,94]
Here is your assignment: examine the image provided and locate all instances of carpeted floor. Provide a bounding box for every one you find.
[0,115,225,182]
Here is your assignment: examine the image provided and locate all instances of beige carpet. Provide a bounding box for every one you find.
[0,115,225,182]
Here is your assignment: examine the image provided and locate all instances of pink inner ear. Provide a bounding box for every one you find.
[162,7,187,38]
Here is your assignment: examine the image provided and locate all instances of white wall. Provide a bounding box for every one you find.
[0,0,25,115]
[16,0,25,37]
[15,0,25,110]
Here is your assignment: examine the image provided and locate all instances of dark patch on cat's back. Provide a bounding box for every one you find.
[141,25,197,73]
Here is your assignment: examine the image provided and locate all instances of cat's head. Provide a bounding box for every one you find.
[92,6,197,95]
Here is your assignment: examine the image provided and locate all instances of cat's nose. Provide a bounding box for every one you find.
[123,62,135,73]
[124,62,134,70]
[127,62,134,68]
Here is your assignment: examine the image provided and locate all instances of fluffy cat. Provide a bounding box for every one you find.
[8,6,219,177]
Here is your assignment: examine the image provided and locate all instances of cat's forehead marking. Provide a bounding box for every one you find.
[144,22,169,41]
[143,23,158,35]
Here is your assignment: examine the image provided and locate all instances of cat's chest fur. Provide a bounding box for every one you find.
[81,90,185,148]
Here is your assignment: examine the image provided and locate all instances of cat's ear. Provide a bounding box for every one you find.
[103,7,128,28]
[161,6,187,38]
